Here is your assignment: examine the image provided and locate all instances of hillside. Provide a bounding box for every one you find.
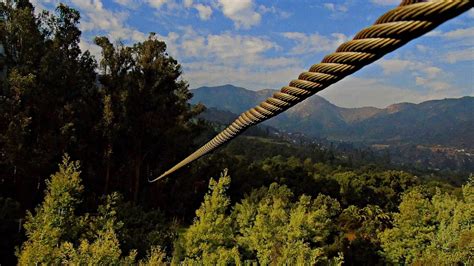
[191,85,474,149]
[192,85,274,114]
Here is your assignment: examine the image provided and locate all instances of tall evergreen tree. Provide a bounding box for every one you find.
[95,34,204,202]
[17,155,138,264]
[0,1,100,206]
[17,155,84,264]
[174,169,240,264]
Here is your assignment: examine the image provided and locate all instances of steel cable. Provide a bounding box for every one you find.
[151,0,472,182]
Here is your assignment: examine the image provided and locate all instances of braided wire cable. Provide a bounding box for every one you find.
[151,0,473,182]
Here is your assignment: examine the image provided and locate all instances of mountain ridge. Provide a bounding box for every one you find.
[191,84,474,148]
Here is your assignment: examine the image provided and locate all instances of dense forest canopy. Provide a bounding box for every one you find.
[0,1,472,265]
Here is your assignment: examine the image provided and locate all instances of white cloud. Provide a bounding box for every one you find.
[172,29,353,92]
[444,48,474,63]
[146,0,168,9]
[217,0,261,29]
[468,9,474,18]
[114,0,131,5]
[113,0,140,9]
[377,58,457,94]
[258,5,291,18]
[425,30,443,37]
[194,4,212,20]
[79,38,102,59]
[370,0,400,6]
[30,0,51,11]
[416,44,429,53]
[319,77,465,108]
[424,67,442,79]
[378,59,441,78]
[181,32,277,62]
[178,0,212,21]
[424,27,474,63]
[69,0,147,42]
[113,0,177,10]
[425,27,474,46]
[323,3,348,13]
[323,3,336,11]
[443,27,474,40]
[184,0,193,8]
[378,59,411,74]
[164,28,302,90]
[283,32,348,55]
[415,77,450,92]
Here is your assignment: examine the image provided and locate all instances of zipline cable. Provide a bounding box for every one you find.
[150,0,473,182]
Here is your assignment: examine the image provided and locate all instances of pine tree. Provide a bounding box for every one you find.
[17,155,84,264]
[59,192,137,265]
[174,169,241,264]
[17,155,139,264]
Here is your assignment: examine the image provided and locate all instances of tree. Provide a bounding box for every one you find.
[17,155,137,264]
[0,1,100,206]
[174,170,342,265]
[174,169,241,264]
[115,197,178,259]
[337,205,391,264]
[380,179,474,264]
[138,246,168,266]
[234,183,343,265]
[17,155,84,264]
[59,193,137,265]
[95,34,204,202]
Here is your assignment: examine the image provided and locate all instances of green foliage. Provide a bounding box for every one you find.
[17,155,84,264]
[331,170,418,210]
[175,169,241,264]
[380,178,474,264]
[139,246,168,265]
[176,171,344,265]
[234,184,342,265]
[12,151,473,265]
[17,155,138,264]
[59,192,137,265]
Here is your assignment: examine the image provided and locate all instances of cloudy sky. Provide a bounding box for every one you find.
[31,0,473,108]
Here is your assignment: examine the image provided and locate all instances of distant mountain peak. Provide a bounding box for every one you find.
[192,85,473,149]
[386,102,416,113]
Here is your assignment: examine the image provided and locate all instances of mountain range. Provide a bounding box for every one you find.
[191,85,474,149]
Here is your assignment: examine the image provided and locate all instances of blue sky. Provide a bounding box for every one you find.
[31,0,473,108]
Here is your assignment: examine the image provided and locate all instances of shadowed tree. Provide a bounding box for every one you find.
[95,34,204,203]
[0,1,100,206]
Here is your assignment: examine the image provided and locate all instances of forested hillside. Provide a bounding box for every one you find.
[0,2,472,265]
[192,85,474,148]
